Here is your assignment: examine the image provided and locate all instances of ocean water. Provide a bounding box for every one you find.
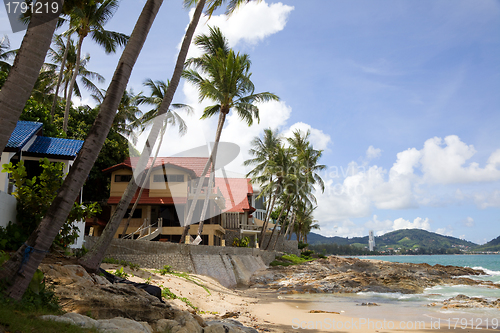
[284,255,500,326]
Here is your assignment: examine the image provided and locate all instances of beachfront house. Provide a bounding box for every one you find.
[93,157,267,246]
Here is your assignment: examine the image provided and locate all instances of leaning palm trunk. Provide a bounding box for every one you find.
[81,0,207,269]
[0,0,163,300]
[258,189,277,248]
[0,0,63,154]
[285,210,296,240]
[62,34,83,133]
[120,120,168,238]
[51,33,72,119]
[180,109,225,243]
[271,200,293,250]
[265,196,290,250]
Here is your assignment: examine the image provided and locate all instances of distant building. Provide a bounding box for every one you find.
[368,230,375,251]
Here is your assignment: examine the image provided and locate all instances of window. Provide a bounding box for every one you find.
[115,174,132,182]
[153,174,184,182]
[125,208,142,219]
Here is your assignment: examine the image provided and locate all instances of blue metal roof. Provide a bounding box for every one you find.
[27,136,84,158]
[6,121,43,149]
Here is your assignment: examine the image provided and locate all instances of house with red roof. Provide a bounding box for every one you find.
[94,157,265,246]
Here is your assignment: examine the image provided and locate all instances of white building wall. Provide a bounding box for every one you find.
[0,191,17,228]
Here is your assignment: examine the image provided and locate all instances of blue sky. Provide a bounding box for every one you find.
[2,0,499,244]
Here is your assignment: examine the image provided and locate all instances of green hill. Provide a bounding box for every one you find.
[474,236,500,252]
[307,229,478,252]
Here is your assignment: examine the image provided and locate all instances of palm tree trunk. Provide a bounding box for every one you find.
[120,120,168,238]
[265,196,289,250]
[84,0,206,263]
[0,0,163,300]
[271,201,293,250]
[51,33,72,120]
[258,190,277,248]
[285,210,296,240]
[0,0,62,154]
[62,33,83,133]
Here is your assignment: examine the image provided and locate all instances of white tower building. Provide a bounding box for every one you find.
[368,230,375,251]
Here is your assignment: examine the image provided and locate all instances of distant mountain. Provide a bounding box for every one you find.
[474,235,500,252]
[307,229,478,251]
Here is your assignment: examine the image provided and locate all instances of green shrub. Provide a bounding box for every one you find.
[232,236,251,247]
[114,267,128,278]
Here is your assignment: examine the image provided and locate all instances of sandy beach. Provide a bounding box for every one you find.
[102,263,498,333]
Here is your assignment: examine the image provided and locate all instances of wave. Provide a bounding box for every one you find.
[471,266,500,276]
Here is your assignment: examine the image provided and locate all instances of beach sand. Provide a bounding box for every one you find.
[103,263,497,333]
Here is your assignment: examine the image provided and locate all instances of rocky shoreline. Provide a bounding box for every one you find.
[250,256,497,294]
[35,254,499,333]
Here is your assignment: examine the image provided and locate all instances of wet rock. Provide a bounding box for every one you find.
[250,256,495,295]
[428,294,500,309]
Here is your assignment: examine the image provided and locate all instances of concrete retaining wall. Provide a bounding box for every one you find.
[84,237,276,288]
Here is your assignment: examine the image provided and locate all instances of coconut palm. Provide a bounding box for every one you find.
[117,79,193,238]
[62,0,129,133]
[49,34,105,103]
[0,0,62,156]
[0,0,164,300]
[181,26,279,242]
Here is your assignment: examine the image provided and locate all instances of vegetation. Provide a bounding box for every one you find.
[0,158,100,250]
[270,253,316,267]
[102,257,140,270]
[245,128,325,250]
[156,265,210,295]
[307,229,479,255]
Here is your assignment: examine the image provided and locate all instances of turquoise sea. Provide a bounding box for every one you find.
[285,255,500,327]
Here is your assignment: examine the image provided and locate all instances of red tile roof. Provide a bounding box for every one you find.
[103,157,209,178]
[215,178,255,213]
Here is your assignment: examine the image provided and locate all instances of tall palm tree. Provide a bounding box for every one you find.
[136,78,192,131]
[0,0,63,155]
[0,0,164,300]
[49,34,105,103]
[62,0,129,133]
[118,79,192,238]
[181,26,279,242]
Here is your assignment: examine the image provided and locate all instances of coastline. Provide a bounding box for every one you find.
[102,262,499,332]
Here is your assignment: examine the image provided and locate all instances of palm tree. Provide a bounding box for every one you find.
[0,0,62,155]
[118,79,192,238]
[136,78,192,131]
[50,34,105,103]
[0,0,164,301]
[181,26,279,242]
[62,0,129,133]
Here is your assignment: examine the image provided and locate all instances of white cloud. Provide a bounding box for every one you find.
[186,1,294,58]
[420,136,500,184]
[366,145,382,160]
[283,122,332,151]
[463,216,475,227]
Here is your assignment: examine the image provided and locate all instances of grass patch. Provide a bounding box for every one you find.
[160,286,198,311]
[156,265,210,295]
[0,295,100,333]
[102,257,140,270]
[270,254,316,267]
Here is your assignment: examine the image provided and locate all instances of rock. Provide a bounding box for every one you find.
[249,256,496,295]
[39,313,152,333]
[309,310,340,314]
[427,295,500,309]
[205,319,259,333]
[40,263,175,323]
